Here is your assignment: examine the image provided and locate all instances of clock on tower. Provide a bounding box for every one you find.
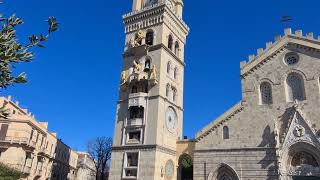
[109,0,189,179]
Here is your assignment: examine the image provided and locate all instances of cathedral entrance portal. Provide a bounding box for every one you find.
[285,143,320,179]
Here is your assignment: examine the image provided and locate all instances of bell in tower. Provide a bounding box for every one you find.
[109,0,189,179]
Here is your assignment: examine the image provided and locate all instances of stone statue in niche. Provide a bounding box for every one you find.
[294,125,305,137]
[150,65,157,80]
[133,61,142,74]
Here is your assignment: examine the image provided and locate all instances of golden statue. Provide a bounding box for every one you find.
[121,71,126,84]
[150,65,157,80]
[134,30,146,47]
[133,61,142,74]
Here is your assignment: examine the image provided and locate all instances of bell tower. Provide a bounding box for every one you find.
[109,0,189,179]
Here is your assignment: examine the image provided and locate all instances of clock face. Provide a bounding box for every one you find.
[165,160,174,179]
[165,107,177,133]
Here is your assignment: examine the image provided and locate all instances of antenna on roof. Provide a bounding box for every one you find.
[281,16,293,28]
[281,16,293,22]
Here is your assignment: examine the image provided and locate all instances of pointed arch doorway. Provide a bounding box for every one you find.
[208,164,239,180]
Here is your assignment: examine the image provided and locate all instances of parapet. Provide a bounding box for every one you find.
[240,28,320,69]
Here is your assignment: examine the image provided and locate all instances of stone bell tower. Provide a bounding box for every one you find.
[109,0,189,179]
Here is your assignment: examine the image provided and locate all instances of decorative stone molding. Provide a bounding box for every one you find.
[123,3,189,35]
[287,165,320,177]
[241,29,320,80]
[196,102,245,141]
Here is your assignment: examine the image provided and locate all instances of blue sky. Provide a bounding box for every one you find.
[2,0,320,151]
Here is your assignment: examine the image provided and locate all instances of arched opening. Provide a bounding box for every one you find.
[291,151,318,167]
[287,143,320,179]
[129,106,144,120]
[178,154,193,180]
[175,41,180,56]
[168,35,173,50]
[209,164,239,180]
[286,72,306,102]
[260,82,273,105]
[145,30,154,46]
[144,58,151,71]
[223,126,229,140]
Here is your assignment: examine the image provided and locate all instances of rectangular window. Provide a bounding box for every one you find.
[123,152,139,179]
[127,131,141,144]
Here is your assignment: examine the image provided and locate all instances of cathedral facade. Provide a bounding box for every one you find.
[109,0,320,180]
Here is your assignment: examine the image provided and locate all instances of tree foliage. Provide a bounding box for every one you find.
[0,1,58,89]
[87,136,112,180]
[0,163,22,180]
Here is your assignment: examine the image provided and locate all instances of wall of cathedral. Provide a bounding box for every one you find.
[194,32,320,179]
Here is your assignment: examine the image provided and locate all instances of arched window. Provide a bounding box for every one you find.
[168,35,173,50]
[167,61,171,74]
[174,67,178,79]
[174,41,180,56]
[145,30,154,46]
[223,126,229,140]
[286,72,306,102]
[145,58,151,71]
[260,82,273,105]
[166,84,170,97]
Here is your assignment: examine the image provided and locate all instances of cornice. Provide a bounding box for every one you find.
[195,147,277,153]
[122,3,189,35]
[123,43,185,67]
[112,144,177,155]
[118,94,183,111]
[0,118,48,135]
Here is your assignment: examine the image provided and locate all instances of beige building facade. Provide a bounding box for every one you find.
[110,0,320,180]
[76,152,96,180]
[0,96,78,180]
[109,0,189,179]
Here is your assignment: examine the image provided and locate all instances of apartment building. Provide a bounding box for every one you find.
[76,152,96,180]
[0,96,78,180]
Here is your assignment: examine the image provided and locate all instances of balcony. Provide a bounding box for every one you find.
[128,93,148,107]
[38,146,51,158]
[0,136,36,149]
[126,118,143,127]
